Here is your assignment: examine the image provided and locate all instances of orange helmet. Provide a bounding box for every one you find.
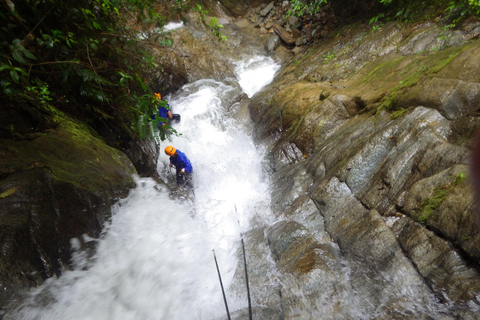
[154,93,161,100]
[165,146,176,156]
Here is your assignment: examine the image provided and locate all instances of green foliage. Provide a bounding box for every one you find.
[0,0,190,141]
[193,4,227,41]
[193,3,210,20]
[26,82,53,104]
[287,0,327,17]
[323,51,336,63]
[444,0,480,28]
[0,60,28,84]
[369,13,384,24]
[365,0,459,23]
[210,17,227,42]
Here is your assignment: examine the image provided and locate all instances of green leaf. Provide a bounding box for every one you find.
[10,69,19,83]
[12,51,26,64]
[137,99,151,113]
[160,38,173,46]
[13,67,28,76]
[22,48,37,60]
[0,186,20,199]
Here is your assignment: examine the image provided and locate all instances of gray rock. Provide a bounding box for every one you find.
[260,1,275,17]
[397,24,466,55]
[289,16,298,26]
[254,16,264,27]
[295,35,306,46]
[265,34,280,54]
[393,217,480,307]
[248,19,480,317]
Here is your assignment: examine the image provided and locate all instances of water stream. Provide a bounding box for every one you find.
[13,56,280,320]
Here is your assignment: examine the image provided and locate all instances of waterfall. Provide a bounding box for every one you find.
[13,56,280,320]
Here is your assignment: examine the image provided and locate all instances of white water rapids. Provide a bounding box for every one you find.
[14,56,281,320]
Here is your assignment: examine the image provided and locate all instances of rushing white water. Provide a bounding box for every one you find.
[233,56,281,98]
[13,56,279,320]
[164,21,184,31]
[138,21,184,40]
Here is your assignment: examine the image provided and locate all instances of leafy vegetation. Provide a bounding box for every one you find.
[372,0,480,23]
[287,0,479,25]
[287,0,327,17]
[0,0,193,142]
[193,4,227,41]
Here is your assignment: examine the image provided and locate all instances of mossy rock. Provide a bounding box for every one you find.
[0,115,137,308]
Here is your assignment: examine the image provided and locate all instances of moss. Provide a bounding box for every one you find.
[295,47,315,65]
[417,171,467,223]
[361,56,407,84]
[0,115,136,197]
[378,93,398,113]
[417,185,450,223]
[359,42,472,115]
[287,104,314,141]
[390,107,410,119]
[329,155,350,176]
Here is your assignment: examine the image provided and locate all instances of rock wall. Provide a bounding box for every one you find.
[0,108,157,310]
[243,19,480,319]
[157,6,480,317]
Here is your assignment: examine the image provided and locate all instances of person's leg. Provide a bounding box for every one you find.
[184,171,194,189]
[176,169,185,185]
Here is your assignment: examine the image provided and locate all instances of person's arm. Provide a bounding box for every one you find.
[181,157,193,173]
[177,153,191,173]
[184,161,192,172]
[167,111,173,119]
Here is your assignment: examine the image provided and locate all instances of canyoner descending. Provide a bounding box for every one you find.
[10,55,280,320]
[4,0,480,317]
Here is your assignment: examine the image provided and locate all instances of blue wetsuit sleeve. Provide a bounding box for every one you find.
[176,152,193,172]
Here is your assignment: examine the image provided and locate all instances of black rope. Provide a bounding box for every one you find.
[213,250,231,320]
[241,238,253,320]
[236,205,253,320]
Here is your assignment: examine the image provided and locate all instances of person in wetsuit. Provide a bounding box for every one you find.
[152,93,181,127]
[165,146,193,188]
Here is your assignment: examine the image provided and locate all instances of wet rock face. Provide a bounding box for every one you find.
[245,18,480,319]
[122,135,159,177]
[0,118,137,308]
